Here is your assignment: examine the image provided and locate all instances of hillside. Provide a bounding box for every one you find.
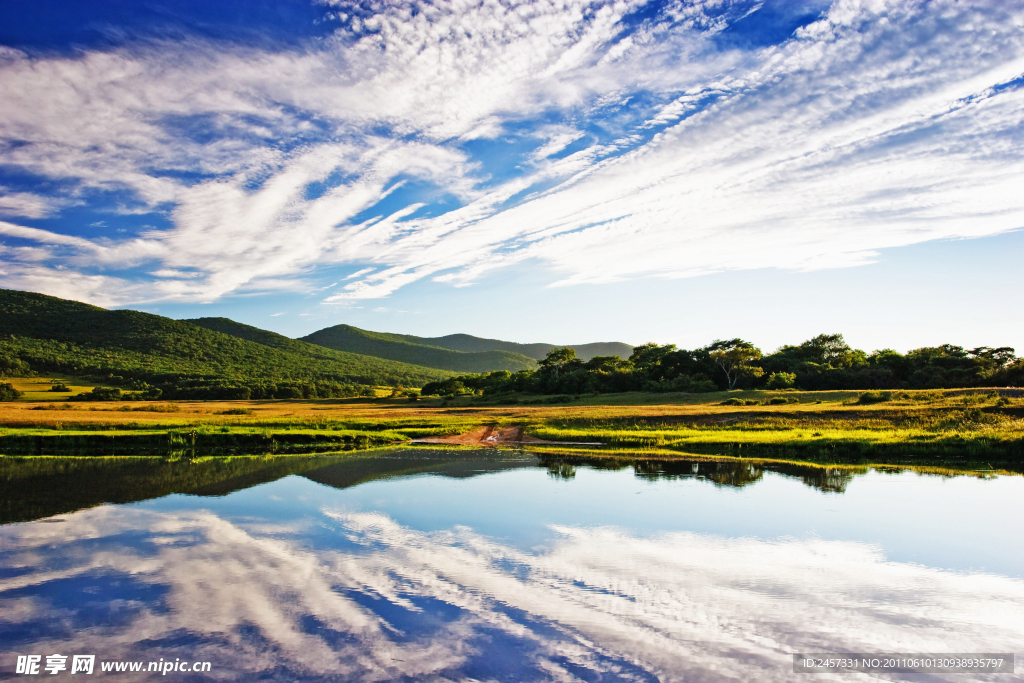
[0,289,452,394]
[183,317,301,351]
[300,325,538,373]
[302,324,634,367]
[399,333,634,361]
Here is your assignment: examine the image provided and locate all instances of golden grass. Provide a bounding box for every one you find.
[0,386,1019,428]
[5,375,101,400]
[1,382,1021,465]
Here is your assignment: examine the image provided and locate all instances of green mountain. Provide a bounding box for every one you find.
[393,333,634,361]
[0,289,452,393]
[300,324,634,370]
[300,325,538,373]
[185,317,328,355]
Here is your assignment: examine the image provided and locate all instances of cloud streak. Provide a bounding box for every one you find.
[1,0,1023,305]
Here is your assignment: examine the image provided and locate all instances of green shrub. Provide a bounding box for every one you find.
[72,386,123,401]
[218,408,254,415]
[766,372,796,389]
[721,397,760,406]
[858,390,893,404]
[767,397,789,405]
[0,382,22,401]
[49,383,72,392]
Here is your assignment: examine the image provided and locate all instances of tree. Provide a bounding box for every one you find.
[766,371,796,389]
[705,339,764,390]
[0,355,31,377]
[628,343,677,370]
[0,382,22,401]
[585,356,632,372]
[799,333,855,367]
[538,347,578,378]
[969,346,1016,369]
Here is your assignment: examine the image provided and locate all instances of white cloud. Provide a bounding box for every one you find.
[149,269,201,278]
[0,261,149,307]
[1,0,1023,304]
[0,188,59,219]
[0,220,101,251]
[530,125,587,160]
[343,267,375,280]
[327,0,1024,298]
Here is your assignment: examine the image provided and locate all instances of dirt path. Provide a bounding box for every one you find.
[410,426,602,446]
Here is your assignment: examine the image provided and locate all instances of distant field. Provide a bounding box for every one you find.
[5,375,102,400]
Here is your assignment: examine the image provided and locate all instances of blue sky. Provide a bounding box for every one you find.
[0,0,1022,353]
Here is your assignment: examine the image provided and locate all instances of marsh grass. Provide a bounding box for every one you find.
[117,403,183,413]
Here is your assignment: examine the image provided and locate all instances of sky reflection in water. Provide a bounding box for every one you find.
[1,449,1022,682]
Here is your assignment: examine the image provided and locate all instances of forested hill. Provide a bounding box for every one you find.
[185,317,322,355]
[0,289,452,396]
[183,317,465,381]
[397,333,634,361]
[299,325,538,373]
[300,325,633,369]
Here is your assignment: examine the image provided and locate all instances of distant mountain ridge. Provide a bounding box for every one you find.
[391,332,633,361]
[299,325,539,374]
[297,324,634,373]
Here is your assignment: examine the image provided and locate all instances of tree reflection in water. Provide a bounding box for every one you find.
[1,448,1011,525]
[542,455,860,492]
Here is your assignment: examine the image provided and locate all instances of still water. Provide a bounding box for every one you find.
[1,449,1022,682]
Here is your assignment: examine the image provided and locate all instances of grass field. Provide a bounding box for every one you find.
[1,383,1022,467]
[4,375,103,399]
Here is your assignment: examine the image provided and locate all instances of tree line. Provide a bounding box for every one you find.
[420,334,1024,397]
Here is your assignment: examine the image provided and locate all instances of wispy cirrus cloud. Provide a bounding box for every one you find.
[0,0,1022,306]
[0,188,59,219]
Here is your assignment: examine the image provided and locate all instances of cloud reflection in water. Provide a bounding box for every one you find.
[1,502,1022,682]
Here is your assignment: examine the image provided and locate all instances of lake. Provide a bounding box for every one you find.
[1,448,1022,682]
